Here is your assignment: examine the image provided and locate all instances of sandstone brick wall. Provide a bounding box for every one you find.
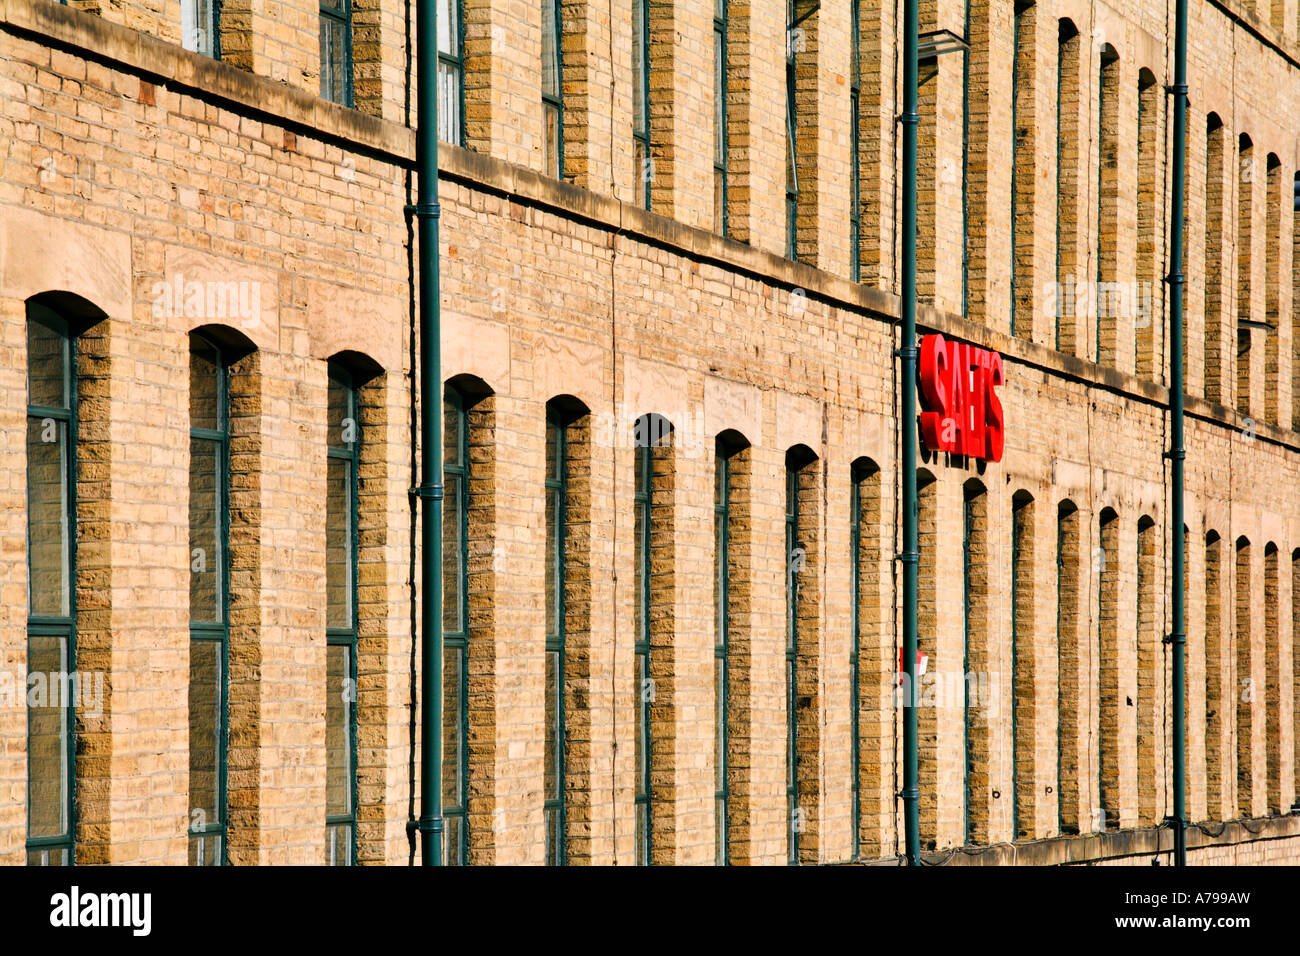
[2,0,1300,867]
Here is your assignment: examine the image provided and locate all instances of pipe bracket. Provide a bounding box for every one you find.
[414,482,445,501]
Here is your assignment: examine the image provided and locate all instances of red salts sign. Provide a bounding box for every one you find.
[918,333,1005,463]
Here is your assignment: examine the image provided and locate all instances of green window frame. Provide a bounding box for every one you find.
[633,0,652,209]
[849,0,860,281]
[961,490,973,845]
[785,0,799,260]
[26,303,77,867]
[1010,497,1027,837]
[325,365,361,865]
[544,408,569,865]
[849,470,863,858]
[188,333,231,866]
[182,0,220,58]
[714,0,729,236]
[633,435,653,865]
[785,460,800,864]
[542,0,564,179]
[443,386,470,866]
[713,447,731,865]
[439,0,466,145]
[320,0,353,107]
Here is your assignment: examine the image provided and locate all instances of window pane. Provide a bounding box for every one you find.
[542,1,560,98]
[443,474,463,633]
[438,61,462,144]
[190,339,220,432]
[188,639,222,828]
[27,317,68,410]
[443,814,463,866]
[189,436,222,623]
[438,0,458,53]
[544,104,560,178]
[636,651,648,795]
[326,456,353,629]
[442,645,464,807]
[545,649,560,800]
[444,399,462,467]
[189,832,222,866]
[714,655,725,791]
[327,375,351,449]
[27,633,69,840]
[326,644,353,816]
[632,2,646,135]
[326,822,353,866]
[182,0,216,56]
[320,16,347,105]
[27,417,70,618]
[714,29,725,166]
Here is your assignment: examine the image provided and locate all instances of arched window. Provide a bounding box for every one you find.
[1055,499,1081,834]
[325,363,361,864]
[1205,530,1225,819]
[633,412,673,864]
[785,444,819,862]
[188,331,232,866]
[713,433,748,864]
[26,302,78,866]
[1055,19,1082,354]
[1235,535,1253,817]
[1011,490,1035,838]
[1095,45,1120,366]
[1097,507,1119,830]
[962,479,989,844]
[1137,515,1157,825]
[851,458,881,856]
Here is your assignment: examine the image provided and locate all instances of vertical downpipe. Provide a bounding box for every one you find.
[900,0,922,867]
[416,0,445,866]
[1168,0,1188,868]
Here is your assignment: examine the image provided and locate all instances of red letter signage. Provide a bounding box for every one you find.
[917,333,1005,463]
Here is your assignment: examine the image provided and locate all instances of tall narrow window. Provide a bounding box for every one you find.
[439,0,465,145]
[544,408,569,865]
[1292,174,1300,431]
[1237,135,1256,417]
[542,0,564,178]
[27,304,77,867]
[1235,536,1253,817]
[1292,549,1300,809]
[917,470,938,846]
[320,0,353,107]
[849,0,860,280]
[1135,71,1158,377]
[633,413,672,864]
[1205,531,1224,819]
[962,480,989,845]
[714,0,729,236]
[325,365,359,865]
[633,0,651,209]
[182,0,220,57]
[1056,501,1080,834]
[785,453,802,862]
[1205,115,1227,403]
[1136,515,1156,825]
[189,333,230,866]
[713,443,731,864]
[785,0,799,259]
[1010,2,1036,337]
[1055,19,1081,353]
[1095,46,1120,366]
[443,387,470,866]
[1011,492,1035,838]
[1265,543,1280,814]
[1265,156,1283,425]
[1097,507,1119,830]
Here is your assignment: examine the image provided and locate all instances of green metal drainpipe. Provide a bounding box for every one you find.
[1168,0,1188,868]
[900,0,921,867]
[415,0,445,866]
